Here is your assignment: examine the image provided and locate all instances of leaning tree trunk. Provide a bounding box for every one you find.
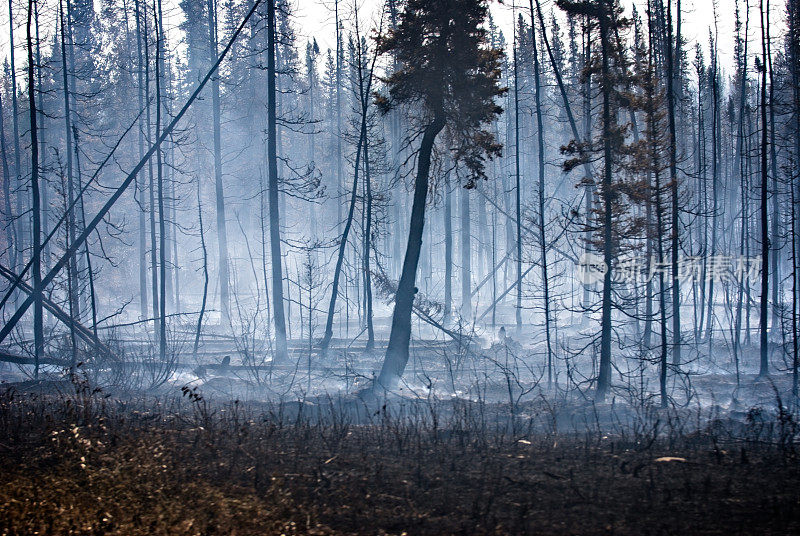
[319,109,366,350]
[320,20,378,351]
[376,114,445,389]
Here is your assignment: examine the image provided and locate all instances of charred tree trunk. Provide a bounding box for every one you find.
[666,0,681,366]
[513,41,522,333]
[531,18,552,385]
[154,0,167,362]
[596,7,614,402]
[376,113,445,389]
[758,0,770,377]
[27,0,42,377]
[0,93,15,290]
[59,0,80,369]
[193,179,209,359]
[8,0,22,279]
[134,0,148,319]
[267,0,288,363]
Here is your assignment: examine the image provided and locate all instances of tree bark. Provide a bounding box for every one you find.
[267,0,288,363]
[758,0,769,377]
[376,114,445,389]
[596,6,613,402]
[27,0,42,377]
[666,0,681,366]
[530,16,552,385]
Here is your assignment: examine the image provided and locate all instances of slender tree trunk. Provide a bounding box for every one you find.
[193,179,208,359]
[143,3,159,335]
[9,0,22,279]
[354,10,374,351]
[791,152,798,399]
[208,0,230,325]
[460,179,472,319]
[27,0,42,378]
[697,58,707,343]
[34,0,47,275]
[155,0,167,362]
[134,0,148,319]
[320,125,364,350]
[655,140,668,408]
[766,0,780,339]
[705,20,720,347]
[60,0,80,369]
[582,22,594,317]
[334,0,343,235]
[267,0,288,363]
[531,19,552,385]
[596,10,613,402]
[644,181,653,347]
[645,14,668,406]
[734,0,750,367]
[790,0,800,399]
[666,0,681,365]
[362,119,374,350]
[0,93,15,285]
[512,41,522,332]
[170,146,179,312]
[758,0,770,377]
[477,182,488,282]
[444,166,453,320]
[72,126,97,341]
[321,19,378,351]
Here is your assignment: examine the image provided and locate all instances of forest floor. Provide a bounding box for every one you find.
[1,377,799,535]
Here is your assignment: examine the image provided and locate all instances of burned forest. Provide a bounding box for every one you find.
[1,0,800,533]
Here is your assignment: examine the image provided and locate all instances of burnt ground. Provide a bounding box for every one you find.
[1,379,799,535]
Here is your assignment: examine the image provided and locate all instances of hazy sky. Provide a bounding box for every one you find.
[0,0,787,91]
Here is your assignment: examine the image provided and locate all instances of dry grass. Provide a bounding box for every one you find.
[1,382,799,535]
